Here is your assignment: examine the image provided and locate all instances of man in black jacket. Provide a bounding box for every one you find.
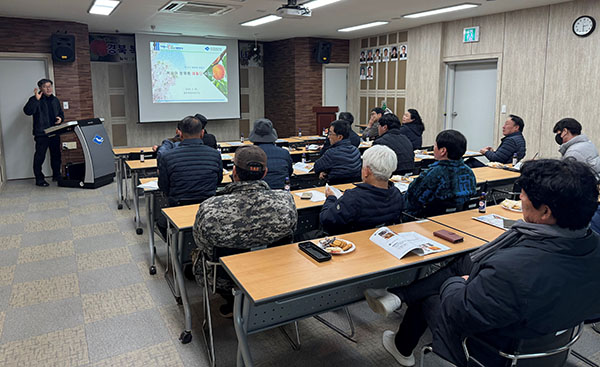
[365,159,600,367]
[194,113,217,149]
[23,78,64,186]
[158,116,222,206]
[249,118,293,189]
[373,113,415,175]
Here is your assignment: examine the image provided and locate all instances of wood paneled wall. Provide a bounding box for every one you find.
[349,0,600,157]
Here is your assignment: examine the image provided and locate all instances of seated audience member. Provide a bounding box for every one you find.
[479,114,526,163]
[158,116,222,206]
[314,120,362,184]
[373,113,415,174]
[194,113,217,149]
[363,107,384,139]
[364,159,600,367]
[320,145,404,234]
[320,112,360,156]
[249,118,293,189]
[404,130,476,217]
[152,121,182,159]
[193,145,297,317]
[553,117,600,179]
[399,109,425,150]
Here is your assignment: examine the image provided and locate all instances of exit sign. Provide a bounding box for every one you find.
[463,26,480,43]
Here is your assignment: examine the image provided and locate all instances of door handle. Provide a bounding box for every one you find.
[451,112,458,117]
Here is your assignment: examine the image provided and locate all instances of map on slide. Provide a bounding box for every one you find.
[150,42,228,103]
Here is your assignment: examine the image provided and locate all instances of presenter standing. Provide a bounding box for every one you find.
[23,78,64,186]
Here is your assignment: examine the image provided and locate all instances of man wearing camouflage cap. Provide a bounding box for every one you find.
[193,145,298,317]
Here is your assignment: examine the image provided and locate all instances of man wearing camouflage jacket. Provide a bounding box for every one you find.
[193,145,297,317]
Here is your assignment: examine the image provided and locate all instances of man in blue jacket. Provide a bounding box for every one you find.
[249,118,292,189]
[365,159,600,367]
[158,116,222,206]
[314,120,362,184]
[319,112,361,157]
[479,114,526,163]
[23,78,64,186]
[320,145,403,235]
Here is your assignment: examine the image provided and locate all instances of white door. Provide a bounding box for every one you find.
[446,61,497,151]
[324,66,348,116]
[0,58,51,180]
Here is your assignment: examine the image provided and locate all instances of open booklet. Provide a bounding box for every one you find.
[293,162,314,173]
[472,214,516,230]
[370,227,450,260]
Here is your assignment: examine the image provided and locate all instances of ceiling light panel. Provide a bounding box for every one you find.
[303,0,343,10]
[403,3,480,19]
[338,21,389,32]
[241,14,282,27]
[88,0,120,15]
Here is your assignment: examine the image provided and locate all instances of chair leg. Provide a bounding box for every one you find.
[593,323,600,334]
[571,350,600,367]
[313,306,357,343]
[420,345,434,367]
[201,259,216,367]
[279,321,302,351]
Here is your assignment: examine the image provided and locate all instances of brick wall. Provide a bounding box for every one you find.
[0,17,93,122]
[263,39,296,137]
[264,37,349,136]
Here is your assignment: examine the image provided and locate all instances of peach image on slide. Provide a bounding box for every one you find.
[213,64,225,80]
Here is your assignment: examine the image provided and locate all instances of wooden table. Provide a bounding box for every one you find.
[471,166,520,184]
[292,162,315,177]
[429,205,523,242]
[221,220,486,366]
[113,147,155,210]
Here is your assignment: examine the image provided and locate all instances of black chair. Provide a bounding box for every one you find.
[418,145,434,151]
[420,323,584,367]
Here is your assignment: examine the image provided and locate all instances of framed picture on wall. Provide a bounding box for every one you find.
[360,67,366,80]
[366,49,374,63]
[399,44,408,60]
[367,65,374,80]
[382,47,390,62]
[360,50,366,64]
[390,46,398,61]
[374,48,381,63]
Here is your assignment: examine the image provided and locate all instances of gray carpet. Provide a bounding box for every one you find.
[0,178,598,366]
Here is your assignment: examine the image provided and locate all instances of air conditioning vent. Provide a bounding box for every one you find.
[159,1,239,16]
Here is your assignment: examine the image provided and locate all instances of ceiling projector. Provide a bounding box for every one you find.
[276,0,311,18]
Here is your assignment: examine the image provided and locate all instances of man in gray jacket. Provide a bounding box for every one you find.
[553,118,600,179]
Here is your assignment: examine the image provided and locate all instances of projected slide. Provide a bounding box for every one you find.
[150,42,228,103]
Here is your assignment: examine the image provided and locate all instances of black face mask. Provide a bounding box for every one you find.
[555,133,563,145]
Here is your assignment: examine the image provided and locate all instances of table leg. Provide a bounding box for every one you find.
[172,230,192,344]
[146,191,156,275]
[233,289,253,367]
[115,156,123,210]
[132,171,143,235]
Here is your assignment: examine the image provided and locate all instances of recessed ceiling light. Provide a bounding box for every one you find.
[338,21,389,33]
[403,3,480,19]
[88,0,120,16]
[303,0,343,10]
[241,15,282,27]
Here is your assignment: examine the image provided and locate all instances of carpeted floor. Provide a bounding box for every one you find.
[0,178,598,366]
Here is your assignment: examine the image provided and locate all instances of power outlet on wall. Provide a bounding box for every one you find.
[63,101,69,110]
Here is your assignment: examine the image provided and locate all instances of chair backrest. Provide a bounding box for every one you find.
[465,323,583,367]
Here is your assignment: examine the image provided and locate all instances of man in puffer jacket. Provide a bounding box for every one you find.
[373,113,415,175]
[314,120,362,184]
[479,114,526,163]
[553,117,600,180]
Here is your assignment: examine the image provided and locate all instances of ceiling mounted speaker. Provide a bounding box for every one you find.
[51,34,76,63]
[315,41,332,64]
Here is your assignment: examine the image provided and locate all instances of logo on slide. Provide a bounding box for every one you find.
[93,135,104,145]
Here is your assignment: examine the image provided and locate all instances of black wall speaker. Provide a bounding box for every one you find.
[315,41,332,64]
[51,34,76,63]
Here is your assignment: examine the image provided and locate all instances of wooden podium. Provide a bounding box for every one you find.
[313,106,339,134]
